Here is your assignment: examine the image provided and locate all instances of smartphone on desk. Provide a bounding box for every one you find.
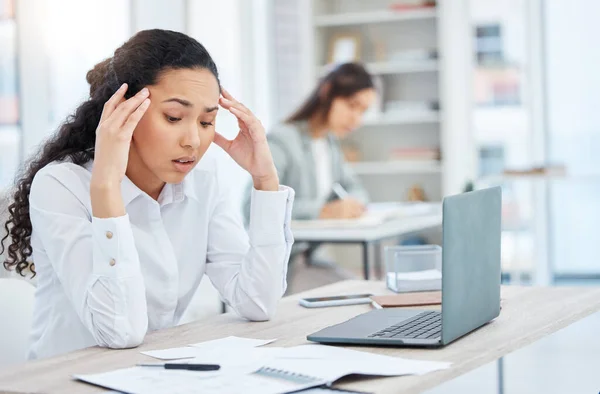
[299,294,373,308]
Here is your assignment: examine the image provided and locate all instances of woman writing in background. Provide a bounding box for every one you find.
[244,63,376,224]
[1,29,294,359]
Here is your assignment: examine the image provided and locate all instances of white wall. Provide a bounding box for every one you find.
[17,0,130,157]
[438,0,476,196]
[544,0,600,275]
[131,0,186,33]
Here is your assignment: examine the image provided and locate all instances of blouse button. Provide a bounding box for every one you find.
[106,231,113,239]
[109,258,116,267]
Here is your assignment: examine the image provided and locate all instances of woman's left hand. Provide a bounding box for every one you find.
[214,89,279,192]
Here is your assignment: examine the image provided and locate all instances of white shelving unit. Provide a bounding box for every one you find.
[309,0,448,203]
[362,110,440,126]
[269,1,471,200]
[351,160,442,175]
[314,8,437,27]
[319,60,439,76]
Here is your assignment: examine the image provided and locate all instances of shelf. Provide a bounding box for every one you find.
[320,60,438,76]
[369,60,438,75]
[362,111,440,126]
[351,160,442,175]
[479,174,600,183]
[314,9,437,27]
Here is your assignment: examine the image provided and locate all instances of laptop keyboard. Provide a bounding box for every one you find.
[369,311,441,340]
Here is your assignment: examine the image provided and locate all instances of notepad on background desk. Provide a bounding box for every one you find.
[371,291,441,308]
[292,202,438,229]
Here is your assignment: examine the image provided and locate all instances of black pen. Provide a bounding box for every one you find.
[138,362,221,371]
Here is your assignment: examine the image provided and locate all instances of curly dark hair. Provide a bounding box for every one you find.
[1,29,220,277]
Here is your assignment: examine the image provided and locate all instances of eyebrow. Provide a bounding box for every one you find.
[162,98,218,113]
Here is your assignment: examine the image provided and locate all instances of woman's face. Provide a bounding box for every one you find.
[129,68,220,186]
[326,88,376,137]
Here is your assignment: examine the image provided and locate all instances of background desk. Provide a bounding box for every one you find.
[292,213,443,279]
[1,280,599,394]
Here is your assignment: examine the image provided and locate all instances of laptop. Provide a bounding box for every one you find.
[307,187,502,347]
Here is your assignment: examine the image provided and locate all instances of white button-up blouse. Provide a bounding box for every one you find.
[26,158,294,360]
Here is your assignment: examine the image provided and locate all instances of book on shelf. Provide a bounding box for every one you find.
[384,100,439,113]
[389,147,440,161]
[389,1,437,12]
[387,48,438,62]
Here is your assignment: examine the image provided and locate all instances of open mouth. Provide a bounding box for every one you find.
[172,156,196,172]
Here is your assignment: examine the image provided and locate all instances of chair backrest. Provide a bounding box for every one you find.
[0,278,35,368]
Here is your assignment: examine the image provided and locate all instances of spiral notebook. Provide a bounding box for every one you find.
[253,368,372,394]
[254,366,327,386]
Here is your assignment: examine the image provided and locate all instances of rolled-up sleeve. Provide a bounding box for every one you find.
[205,181,294,321]
[29,168,148,348]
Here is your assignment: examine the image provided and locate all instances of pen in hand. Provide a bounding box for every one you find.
[332,183,350,200]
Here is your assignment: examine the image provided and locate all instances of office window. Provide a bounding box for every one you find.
[545,0,600,278]
[0,0,20,190]
[43,0,130,131]
[475,24,503,65]
[470,0,537,282]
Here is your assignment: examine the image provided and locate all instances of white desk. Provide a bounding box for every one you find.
[292,213,443,279]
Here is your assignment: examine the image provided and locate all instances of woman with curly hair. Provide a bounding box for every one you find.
[0,29,294,359]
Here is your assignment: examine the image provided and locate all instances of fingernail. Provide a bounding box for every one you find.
[140,88,149,96]
[142,98,150,107]
[120,83,127,90]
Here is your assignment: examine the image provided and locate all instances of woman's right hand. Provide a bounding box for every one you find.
[91,84,150,188]
[90,84,150,218]
[320,199,366,219]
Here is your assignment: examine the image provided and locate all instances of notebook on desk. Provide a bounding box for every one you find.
[371,291,442,308]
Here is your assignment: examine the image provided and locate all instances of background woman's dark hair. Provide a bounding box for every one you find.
[286,62,374,123]
[1,29,220,277]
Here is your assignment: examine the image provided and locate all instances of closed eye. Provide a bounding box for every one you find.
[200,121,213,128]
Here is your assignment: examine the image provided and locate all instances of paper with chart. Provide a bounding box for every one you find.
[141,336,276,360]
[77,346,320,394]
[183,347,286,378]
